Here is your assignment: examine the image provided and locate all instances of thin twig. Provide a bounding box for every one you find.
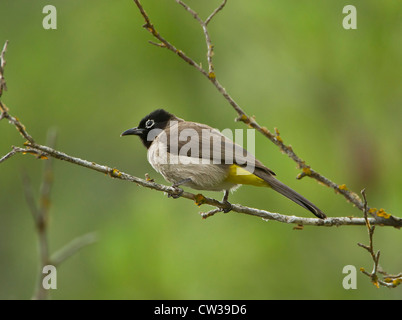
[200,208,221,219]
[50,232,98,267]
[0,148,17,163]
[0,40,8,97]
[21,129,98,299]
[175,0,224,75]
[0,102,35,143]
[205,0,227,25]
[22,171,49,300]
[132,0,208,76]
[0,146,46,164]
[358,189,401,288]
[21,172,41,225]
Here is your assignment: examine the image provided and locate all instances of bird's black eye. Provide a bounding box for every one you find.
[145,119,154,129]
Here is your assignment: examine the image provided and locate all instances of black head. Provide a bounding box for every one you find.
[121,109,175,148]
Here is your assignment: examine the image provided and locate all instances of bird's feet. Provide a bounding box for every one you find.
[168,185,184,199]
[221,190,232,213]
[168,178,192,199]
[221,201,232,213]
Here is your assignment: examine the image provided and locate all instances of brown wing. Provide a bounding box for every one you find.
[164,120,276,176]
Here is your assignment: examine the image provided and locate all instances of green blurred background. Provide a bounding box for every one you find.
[1,0,401,299]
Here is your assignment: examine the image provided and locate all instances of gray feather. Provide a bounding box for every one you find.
[253,169,326,219]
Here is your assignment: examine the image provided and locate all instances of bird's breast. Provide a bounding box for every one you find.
[147,140,239,191]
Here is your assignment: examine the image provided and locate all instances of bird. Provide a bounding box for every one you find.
[121,109,326,219]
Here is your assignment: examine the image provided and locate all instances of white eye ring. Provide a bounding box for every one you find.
[145,119,154,129]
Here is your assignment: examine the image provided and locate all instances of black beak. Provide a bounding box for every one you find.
[120,127,145,136]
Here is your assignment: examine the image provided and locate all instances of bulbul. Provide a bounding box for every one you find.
[121,109,326,219]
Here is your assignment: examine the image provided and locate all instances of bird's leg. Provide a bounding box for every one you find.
[168,178,192,199]
[221,190,232,213]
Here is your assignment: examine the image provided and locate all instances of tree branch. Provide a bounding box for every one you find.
[0,40,8,97]
[175,0,226,75]
[50,232,98,267]
[358,189,402,288]
[19,128,97,300]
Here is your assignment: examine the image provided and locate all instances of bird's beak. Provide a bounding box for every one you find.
[120,127,145,136]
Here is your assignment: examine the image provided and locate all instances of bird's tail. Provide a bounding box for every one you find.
[263,175,326,219]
